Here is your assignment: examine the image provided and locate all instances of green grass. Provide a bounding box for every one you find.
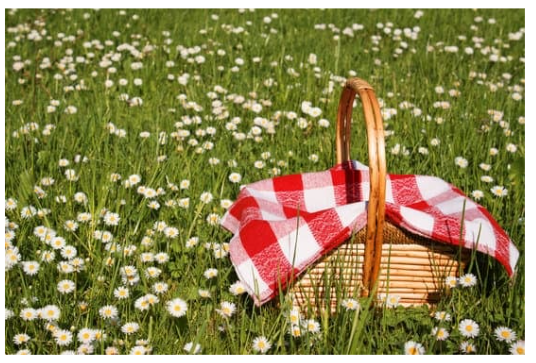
[4,8,524,355]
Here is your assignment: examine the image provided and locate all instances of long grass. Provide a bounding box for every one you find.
[4,8,524,355]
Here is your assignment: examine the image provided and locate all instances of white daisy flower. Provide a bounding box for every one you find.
[229,281,247,295]
[302,319,321,334]
[130,345,146,355]
[341,298,360,311]
[103,212,120,226]
[54,329,73,346]
[77,328,95,344]
[13,333,31,345]
[22,261,40,276]
[458,318,480,338]
[121,322,140,335]
[228,172,242,183]
[252,336,272,354]
[491,185,508,197]
[98,305,118,320]
[105,346,119,355]
[455,156,468,168]
[204,268,218,279]
[509,340,525,355]
[200,192,214,204]
[166,298,188,318]
[431,327,450,341]
[445,276,458,288]
[471,190,484,200]
[459,273,477,287]
[217,301,236,318]
[114,286,130,300]
[57,280,76,294]
[404,341,425,355]
[460,341,477,354]
[494,326,517,343]
[39,305,61,321]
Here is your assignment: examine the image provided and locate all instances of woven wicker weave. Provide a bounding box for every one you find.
[289,78,470,313]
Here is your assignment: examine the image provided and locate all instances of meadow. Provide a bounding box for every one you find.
[4,8,525,355]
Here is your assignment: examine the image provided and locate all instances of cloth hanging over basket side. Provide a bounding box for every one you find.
[220,161,519,306]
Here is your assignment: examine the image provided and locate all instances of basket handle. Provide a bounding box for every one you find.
[336,77,387,297]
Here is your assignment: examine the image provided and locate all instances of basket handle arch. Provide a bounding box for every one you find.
[335,77,387,297]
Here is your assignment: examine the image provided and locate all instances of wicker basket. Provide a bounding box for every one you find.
[289,78,470,313]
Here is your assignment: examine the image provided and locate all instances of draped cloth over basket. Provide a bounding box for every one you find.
[220,77,519,307]
[220,160,519,306]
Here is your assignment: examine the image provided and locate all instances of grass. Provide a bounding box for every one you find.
[4,8,525,355]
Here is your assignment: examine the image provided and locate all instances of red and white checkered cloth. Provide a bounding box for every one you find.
[221,161,519,305]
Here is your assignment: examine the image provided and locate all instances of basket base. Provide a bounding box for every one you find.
[288,222,470,314]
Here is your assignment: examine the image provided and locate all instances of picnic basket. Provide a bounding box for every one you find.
[288,78,471,312]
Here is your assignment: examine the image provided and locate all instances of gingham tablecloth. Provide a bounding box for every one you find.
[221,161,519,305]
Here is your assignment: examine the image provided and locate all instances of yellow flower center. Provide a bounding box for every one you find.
[516,347,525,355]
[408,347,418,355]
